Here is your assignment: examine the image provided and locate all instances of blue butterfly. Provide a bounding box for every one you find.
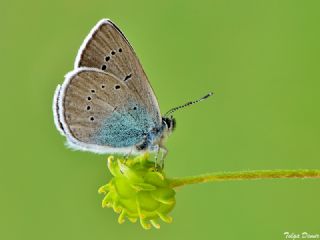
[53,19,212,163]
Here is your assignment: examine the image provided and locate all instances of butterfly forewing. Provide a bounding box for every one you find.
[75,19,161,124]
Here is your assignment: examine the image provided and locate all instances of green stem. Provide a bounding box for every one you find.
[168,169,320,188]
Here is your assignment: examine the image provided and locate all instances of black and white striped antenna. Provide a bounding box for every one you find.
[164,92,213,117]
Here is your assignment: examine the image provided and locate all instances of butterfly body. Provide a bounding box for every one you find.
[53,19,177,155]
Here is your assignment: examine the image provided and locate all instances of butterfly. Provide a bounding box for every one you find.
[53,19,212,162]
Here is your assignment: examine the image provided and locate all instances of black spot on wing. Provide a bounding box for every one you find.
[124,74,132,81]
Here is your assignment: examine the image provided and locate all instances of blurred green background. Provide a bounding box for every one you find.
[1,0,320,239]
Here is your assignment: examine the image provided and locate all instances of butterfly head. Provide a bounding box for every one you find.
[162,116,176,135]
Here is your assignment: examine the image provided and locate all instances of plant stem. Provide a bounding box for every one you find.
[168,169,320,188]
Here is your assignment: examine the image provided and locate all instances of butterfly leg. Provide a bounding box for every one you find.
[124,148,134,161]
[159,146,168,169]
[154,145,161,170]
[154,145,168,170]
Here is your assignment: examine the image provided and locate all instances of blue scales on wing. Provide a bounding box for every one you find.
[93,104,156,148]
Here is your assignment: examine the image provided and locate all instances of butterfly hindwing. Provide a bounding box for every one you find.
[57,68,157,153]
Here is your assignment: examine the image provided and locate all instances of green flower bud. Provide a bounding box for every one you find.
[97,154,320,229]
[98,154,175,229]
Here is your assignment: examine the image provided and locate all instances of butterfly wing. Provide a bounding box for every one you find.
[74,19,161,124]
[53,84,66,136]
[56,68,158,154]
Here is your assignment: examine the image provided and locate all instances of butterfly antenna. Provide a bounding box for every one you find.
[164,92,213,117]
